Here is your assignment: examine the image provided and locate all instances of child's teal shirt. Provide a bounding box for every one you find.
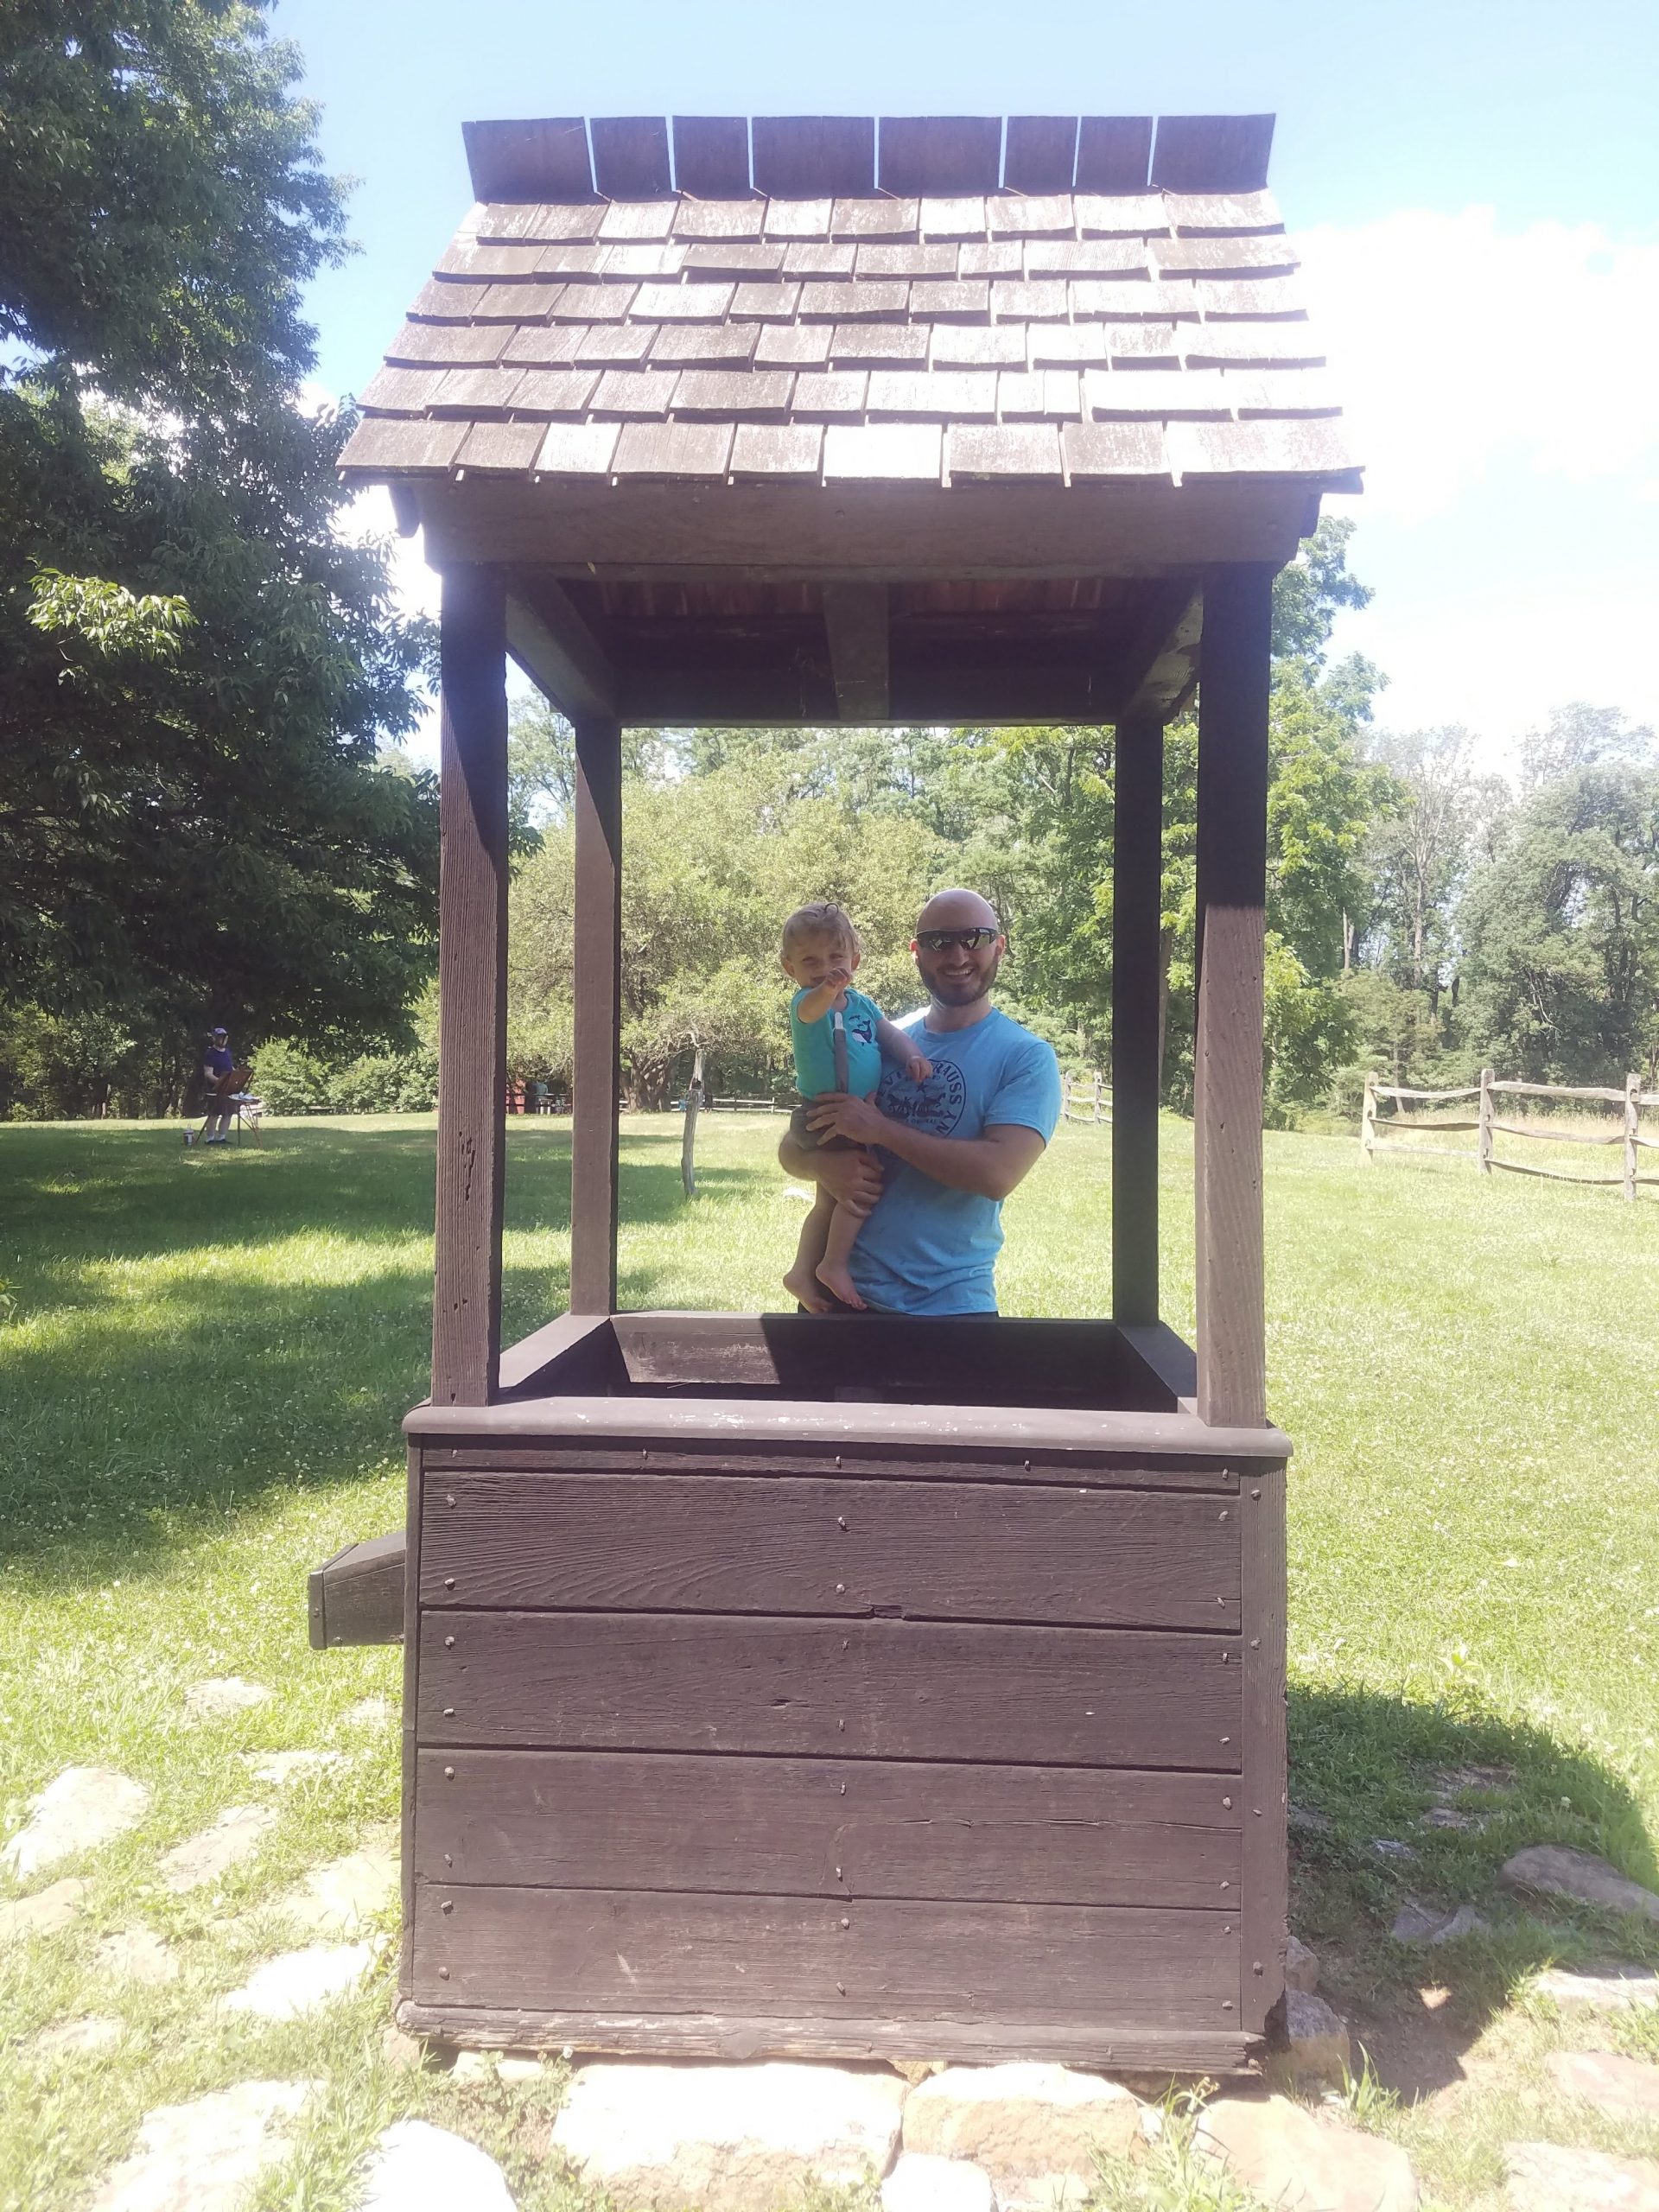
[790,986,885,1098]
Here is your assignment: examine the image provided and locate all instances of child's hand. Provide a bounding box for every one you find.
[825,965,853,991]
[903,1052,933,1082]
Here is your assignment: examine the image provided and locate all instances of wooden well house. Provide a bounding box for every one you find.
[318,110,1359,2073]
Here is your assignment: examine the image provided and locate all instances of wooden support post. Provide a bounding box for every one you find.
[1112,713,1165,1328]
[1193,568,1272,1428]
[570,715,622,1314]
[1360,1073,1376,1163]
[433,566,508,1407]
[1478,1066,1495,1174]
[1624,1071,1641,1203]
[822,583,890,722]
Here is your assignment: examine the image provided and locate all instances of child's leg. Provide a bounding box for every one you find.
[783,1186,836,1312]
[814,1193,868,1312]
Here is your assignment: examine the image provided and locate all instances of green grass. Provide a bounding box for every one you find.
[2,1111,1658,2209]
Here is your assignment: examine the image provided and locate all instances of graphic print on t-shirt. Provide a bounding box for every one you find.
[874,1057,967,1136]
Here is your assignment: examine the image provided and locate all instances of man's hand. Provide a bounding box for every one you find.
[807,1091,887,1147]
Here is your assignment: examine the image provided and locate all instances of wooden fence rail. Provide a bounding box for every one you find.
[1061,1071,1113,1126]
[1362,1067,1659,1200]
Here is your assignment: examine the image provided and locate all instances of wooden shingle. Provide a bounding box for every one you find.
[1060,420,1169,480]
[502,324,587,367]
[598,200,679,241]
[1027,238,1149,278]
[932,326,1028,367]
[1075,194,1168,237]
[1071,279,1201,321]
[918,195,988,239]
[632,280,733,322]
[509,368,603,416]
[1220,369,1340,416]
[672,368,795,419]
[988,283,1073,323]
[823,421,944,480]
[475,201,601,245]
[1083,366,1230,419]
[597,243,689,280]
[831,197,920,239]
[729,423,825,479]
[536,244,607,279]
[683,242,787,276]
[532,421,622,476]
[338,416,468,473]
[789,371,870,420]
[763,199,834,239]
[1002,118,1078,197]
[798,282,912,323]
[455,420,547,474]
[475,282,564,321]
[1182,327,1325,368]
[1165,189,1283,236]
[385,322,508,366]
[573,324,659,365]
[957,241,1024,278]
[648,325,760,368]
[589,369,679,417]
[1154,236,1298,278]
[438,238,545,279]
[829,325,930,367]
[673,199,766,241]
[997,370,1084,419]
[781,243,858,280]
[1025,327,1119,368]
[1165,416,1357,480]
[550,284,638,324]
[988,193,1077,238]
[867,370,998,420]
[728,282,803,321]
[358,365,445,414]
[429,365,525,414]
[906,281,991,323]
[855,242,958,280]
[611,419,735,476]
[1192,276,1306,319]
[671,118,753,201]
[409,278,489,321]
[753,325,833,367]
[947,423,1064,481]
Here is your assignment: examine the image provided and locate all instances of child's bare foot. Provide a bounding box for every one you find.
[784,1262,832,1313]
[816,1260,867,1310]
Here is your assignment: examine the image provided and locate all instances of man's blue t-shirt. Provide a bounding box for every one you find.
[204,1046,232,1078]
[790,986,885,1099]
[848,1006,1061,1314]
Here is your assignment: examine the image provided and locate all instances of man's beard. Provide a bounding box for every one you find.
[926,948,1002,1005]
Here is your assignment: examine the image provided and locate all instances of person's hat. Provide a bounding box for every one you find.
[211,1025,227,1036]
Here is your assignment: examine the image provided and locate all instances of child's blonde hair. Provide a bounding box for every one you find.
[780,901,861,963]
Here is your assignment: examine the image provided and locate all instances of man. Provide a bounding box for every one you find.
[779,889,1061,1313]
[194,1026,236,1146]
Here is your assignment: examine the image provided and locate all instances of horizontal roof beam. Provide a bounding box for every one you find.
[504,573,620,724]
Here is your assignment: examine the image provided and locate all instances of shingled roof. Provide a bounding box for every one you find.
[339,112,1360,503]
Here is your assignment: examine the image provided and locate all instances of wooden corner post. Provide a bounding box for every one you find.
[570,715,623,1313]
[1193,566,1273,1430]
[433,566,510,1406]
[1112,714,1165,1326]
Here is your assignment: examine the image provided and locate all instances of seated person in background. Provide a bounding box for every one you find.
[779,901,931,1312]
[779,889,1062,1315]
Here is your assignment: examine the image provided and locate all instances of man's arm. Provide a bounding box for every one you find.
[779,1128,884,1216]
[806,1094,1046,1203]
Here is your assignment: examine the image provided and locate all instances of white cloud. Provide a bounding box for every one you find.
[1297,207,1659,523]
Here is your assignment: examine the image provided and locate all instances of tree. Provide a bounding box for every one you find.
[1362,726,1491,1005]
[1,2,436,1111]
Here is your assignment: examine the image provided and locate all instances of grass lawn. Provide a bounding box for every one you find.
[2,1110,1658,2209]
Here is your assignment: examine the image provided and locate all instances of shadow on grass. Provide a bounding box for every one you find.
[0,1122,773,1586]
[1288,1679,1659,2098]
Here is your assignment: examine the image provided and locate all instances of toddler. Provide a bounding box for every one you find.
[779,901,931,1312]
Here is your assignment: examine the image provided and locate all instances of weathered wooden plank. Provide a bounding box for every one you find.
[671,118,753,200]
[1074,118,1154,193]
[879,117,1001,196]
[495,1312,623,1395]
[420,1473,1240,1629]
[416,1440,1248,1490]
[503,575,617,724]
[582,115,664,200]
[1193,564,1273,1430]
[417,1611,1242,1768]
[1003,118,1079,194]
[1113,713,1165,1327]
[752,117,874,199]
[1151,116,1275,194]
[1239,1465,1287,2034]
[398,1446,421,1995]
[432,567,509,1406]
[414,1751,1242,1905]
[569,715,621,1314]
[394,2001,1257,2074]
[463,118,593,203]
[822,583,889,721]
[308,1533,405,1649]
[410,1887,1240,2024]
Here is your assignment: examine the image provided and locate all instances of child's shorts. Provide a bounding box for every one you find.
[789,1100,859,1153]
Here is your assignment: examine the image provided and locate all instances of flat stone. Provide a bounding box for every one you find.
[242,1750,343,1787]
[882,2153,996,2212]
[1503,1847,1659,1924]
[1,1766,149,1877]
[1434,1764,1515,1798]
[553,2060,906,2212]
[1535,1964,1659,2010]
[358,2119,517,2211]
[88,2079,315,2212]
[1390,1900,1491,1946]
[903,2063,1141,2192]
[498,2056,544,2084]
[0,1875,87,1943]
[1288,1802,1335,1834]
[1285,1935,1320,1993]
[34,2015,125,2058]
[1198,2094,1419,2211]
[282,1840,398,1934]
[218,1941,377,2021]
[452,2049,494,2082]
[95,1927,179,1984]
[1506,2141,1659,2210]
[1421,1806,1485,1832]
[1262,1991,1351,2088]
[1370,1838,1417,1861]
[159,1804,276,1893]
[182,1676,272,1723]
[1549,2050,1659,2119]
[343,1695,395,1727]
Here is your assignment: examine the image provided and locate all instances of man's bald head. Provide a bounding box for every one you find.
[916,887,1000,936]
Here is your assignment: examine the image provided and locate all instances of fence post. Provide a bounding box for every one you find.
[1092,1069,1103,1124]
[1062,1073,1071,1122]
[1360,1073,1376,1164]
[1478,1067,1495,1174]
[1625,1071,1641,1203]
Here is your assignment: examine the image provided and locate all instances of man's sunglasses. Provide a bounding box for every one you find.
[915,927,999,953]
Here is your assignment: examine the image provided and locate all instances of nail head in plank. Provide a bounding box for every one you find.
[1075,117,1154,193]
[589,116,672,200]
[463,117,594,203]
[1151,115,1275,194]
[752,116,875,199]
[880,117,1002,196]
[1003,118,1080,194]
[671,116,753,200]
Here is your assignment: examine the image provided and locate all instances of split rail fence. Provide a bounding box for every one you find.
[1061,1071,1113,1126]
[1362,1069,1659,1200]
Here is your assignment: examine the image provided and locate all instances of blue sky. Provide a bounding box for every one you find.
[277,0,1659,758]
